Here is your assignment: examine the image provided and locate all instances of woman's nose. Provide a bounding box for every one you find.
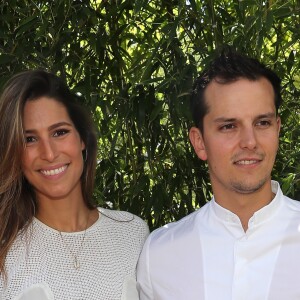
[39,139,57,161]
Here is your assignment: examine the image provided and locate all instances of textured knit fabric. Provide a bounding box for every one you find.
[1,208,149,300]
[137,181,300,300]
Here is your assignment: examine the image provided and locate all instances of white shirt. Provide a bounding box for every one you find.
[1,208,149,300]
[137,181,300,300]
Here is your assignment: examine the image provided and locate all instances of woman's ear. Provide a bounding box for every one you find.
[189,127,208,161]
[81,140,85,151]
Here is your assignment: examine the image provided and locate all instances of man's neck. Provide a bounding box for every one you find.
[213,182,275,231]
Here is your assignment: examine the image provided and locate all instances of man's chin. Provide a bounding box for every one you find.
[230,178,268,194]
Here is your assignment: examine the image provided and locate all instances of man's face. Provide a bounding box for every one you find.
[189,77,281,196]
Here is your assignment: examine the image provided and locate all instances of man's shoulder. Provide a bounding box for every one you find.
[148,202,211,243]
[282,195,300,212]
[273,181,300,213]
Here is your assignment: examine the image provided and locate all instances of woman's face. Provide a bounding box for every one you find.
[21,97,85,202]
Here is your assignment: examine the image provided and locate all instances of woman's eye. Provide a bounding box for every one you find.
[25,136,37,143]
[53,129,69,137]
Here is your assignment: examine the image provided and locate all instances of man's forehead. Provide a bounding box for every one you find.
[204,77,275,107]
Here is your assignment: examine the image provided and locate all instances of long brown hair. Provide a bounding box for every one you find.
[0,70,98,278]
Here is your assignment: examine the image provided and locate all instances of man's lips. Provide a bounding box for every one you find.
[39,164,68,176]
[234,159,261,165]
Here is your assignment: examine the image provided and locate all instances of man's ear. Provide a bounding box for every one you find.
[276,116,281,137]
[189,127,208,161]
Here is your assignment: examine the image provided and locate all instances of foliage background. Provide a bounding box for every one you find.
[0,0,299,230]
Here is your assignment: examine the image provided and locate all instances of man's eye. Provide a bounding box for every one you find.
[257,120,271,127]
[53,129,69,137]
[220,124,235,131]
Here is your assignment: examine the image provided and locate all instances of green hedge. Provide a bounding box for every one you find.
[1,0,299,230]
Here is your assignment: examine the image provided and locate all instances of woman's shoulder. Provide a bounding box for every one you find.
[97,207,149,232]
[98,207,136,221]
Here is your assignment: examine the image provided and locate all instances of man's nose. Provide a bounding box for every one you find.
[239,127,257,150]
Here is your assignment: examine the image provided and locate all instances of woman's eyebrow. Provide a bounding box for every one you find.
[24,121,73,133]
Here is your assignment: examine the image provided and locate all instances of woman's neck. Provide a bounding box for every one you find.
[35,197,98,232]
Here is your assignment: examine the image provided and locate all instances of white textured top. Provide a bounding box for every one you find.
[1,208,149,300]
[137,181,300,300]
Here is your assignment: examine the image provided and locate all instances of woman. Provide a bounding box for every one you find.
[0,70,149,299]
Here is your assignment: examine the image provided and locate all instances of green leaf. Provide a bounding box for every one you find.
[282,173,295,195]
[0,54,14,65]
[287,50,295,73]
[15,15,39,37]
[265,10,273,32]
[149,102,163,122]
[273,6,292,19]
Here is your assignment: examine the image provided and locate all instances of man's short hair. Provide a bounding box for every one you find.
[190,47,282,132]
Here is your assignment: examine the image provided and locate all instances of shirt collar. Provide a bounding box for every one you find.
[211,180,283,227]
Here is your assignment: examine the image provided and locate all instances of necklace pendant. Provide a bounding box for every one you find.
[74,257,80,269]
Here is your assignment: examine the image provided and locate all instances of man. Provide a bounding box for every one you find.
[137,49,300,299]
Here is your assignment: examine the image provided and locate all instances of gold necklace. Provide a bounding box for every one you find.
[58,213,90,270]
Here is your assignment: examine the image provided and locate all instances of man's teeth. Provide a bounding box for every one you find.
[236,160,258,165]
[41,165,67,176]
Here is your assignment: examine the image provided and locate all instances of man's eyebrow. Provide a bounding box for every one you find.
[256,112,277,119]
[213,112,277,124]
[213,117,237,123]
[24,122,73,134]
